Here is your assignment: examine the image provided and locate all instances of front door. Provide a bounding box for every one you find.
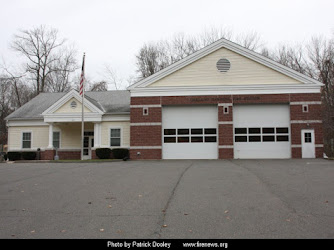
[83,136,94,160]
[302,129,315,158]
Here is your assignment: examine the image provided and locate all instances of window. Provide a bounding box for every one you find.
[249,128,261,134]
[234,127,289,143]
[302,104,308,113]
[235,128,247,134]
[110,128,121,146]
[276,127,289,134]
[223,106,229,114]
[22,132,31,148]
[163,127,216,144]
[53,131,60,148]
[205,128,217,134]
[178,129,189,135]
[235,136,247,142]
[164,137,176,143]
[304,133,312,143]
[84,131,94,136]
[191,129,203,135]
[143,107,149,116]
[164,129,176,135]
[262,128,275,134]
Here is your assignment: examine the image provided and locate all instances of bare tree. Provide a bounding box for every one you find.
[135,28,265,80]
[89,81,108,91]
[10,25,77,94]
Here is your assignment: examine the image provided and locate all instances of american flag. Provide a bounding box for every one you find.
[79,53,85,96]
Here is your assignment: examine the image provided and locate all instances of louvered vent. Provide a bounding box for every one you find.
[216,58,231,73]
[70,101,77,109]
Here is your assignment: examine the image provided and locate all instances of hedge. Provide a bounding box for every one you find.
[22,152,37,160]
[112,148,129,159]
[96,148,112,159]
[7,152,21,161]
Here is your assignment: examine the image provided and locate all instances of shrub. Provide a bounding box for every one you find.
[3,154,8,161]
[7,152,21,161]
[22,152,37,160]
[96,148,112,159]
[112,148,129,159]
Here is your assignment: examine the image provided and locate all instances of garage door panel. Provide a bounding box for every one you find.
[162,106,218,159]
[233,104,291,159]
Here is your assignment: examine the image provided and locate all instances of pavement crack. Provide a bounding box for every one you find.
[153,161,194,238]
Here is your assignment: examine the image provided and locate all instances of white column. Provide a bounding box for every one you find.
[48,123,54,148]
[93,122,101,148]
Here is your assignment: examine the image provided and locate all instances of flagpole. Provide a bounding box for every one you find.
[81,53,85,160]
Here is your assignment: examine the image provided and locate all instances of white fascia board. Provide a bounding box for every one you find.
[42,89,104,115]
[102,114,130,121]
[44,113,102,123]
[130,84,322,97]
[7,119,48,127]
[128,38,323,90]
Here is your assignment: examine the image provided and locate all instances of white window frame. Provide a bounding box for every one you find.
[53,130,61,149]
[302,104,309,113]
[109,127,122,147]
[223,106,229,114]
[21,131,32,149]
[143,107,149,116]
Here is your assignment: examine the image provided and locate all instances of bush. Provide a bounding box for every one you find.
[3,154,8,161]
[22,152,37,160]
[96,148,112,159]
[7,152,21,161]
[112,148,129,159]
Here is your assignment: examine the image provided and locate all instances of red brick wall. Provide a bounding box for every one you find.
[219,148,234,159]
[40,150,55,160]
[130,126,161,146]
[57,151,81,160]
[129,149,161,160]
[219,124,233,146]
[130,107,161,123]
[290,93,321,102]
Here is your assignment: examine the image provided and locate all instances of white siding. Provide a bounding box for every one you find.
[55,98,92,113]
[100,121,130,148]
[149,47,301,87]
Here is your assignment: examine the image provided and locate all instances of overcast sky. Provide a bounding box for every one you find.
[1,0,333,88]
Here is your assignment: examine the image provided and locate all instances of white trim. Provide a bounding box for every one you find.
[291,144,302,148]
[93,123,101,148]
[109,126,123,147]
[42,89,104,115]
[315,144,324,147]
[218,145,234,149]
[48,123,54,149]
[290,101,322,105]
[128,38,323,90]
[130,104,162,108]
[143,107,149,116]
[44,113,102,123]
[302,104,309,113]
[102,114,130,122]
[130,84,321,97]
[291,120,322,124]
[130,146,162,149]
[21,131,32,149]
[218,121,233,125]
[7,120,48,127]
[218,103,233,106]
[130,122,162,126]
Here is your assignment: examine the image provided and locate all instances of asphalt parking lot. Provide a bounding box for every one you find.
[0,159,333,239]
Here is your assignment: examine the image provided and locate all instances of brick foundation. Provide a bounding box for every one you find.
[57,150,81,160]
[130,149,161,160]
[40,150,55,160]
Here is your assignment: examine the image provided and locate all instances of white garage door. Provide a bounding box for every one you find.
[233,104,291,159]
[162,106,218,159]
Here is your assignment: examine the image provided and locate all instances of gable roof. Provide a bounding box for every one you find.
[6,90,130,120]
[128,38,323,89]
